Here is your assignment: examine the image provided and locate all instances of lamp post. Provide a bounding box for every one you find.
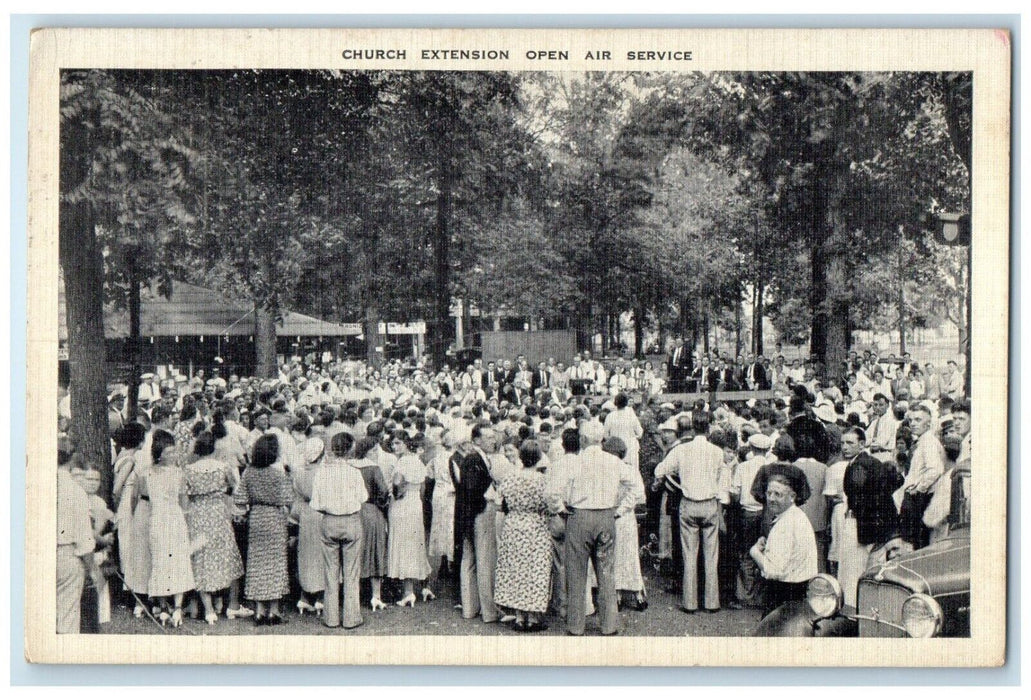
[932,212,972,397]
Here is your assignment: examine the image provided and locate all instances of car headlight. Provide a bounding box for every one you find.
[806,574,843,619]
[902,594,943,638]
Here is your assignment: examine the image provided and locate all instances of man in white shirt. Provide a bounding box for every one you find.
[543,427,581,619]
[865,393,899,460]
[559,421,640,635]
[654,412,725,613]
[57,438,98,634]
[896,403,946,548]
[750,463,818,615]
[310,432,368,630]
[730,433,775,607]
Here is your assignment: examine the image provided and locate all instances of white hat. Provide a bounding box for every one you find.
[659,402,676,411]
[658,417,679,432]
[141,372,156,381]
[813,402,837,424]
[747,433,772,451]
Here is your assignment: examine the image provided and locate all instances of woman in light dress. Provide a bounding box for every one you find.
[426,430,457,587]
[143,429,196,627]
[386,431,432,607]
[292,436,327,616]
[602,437,648,611]
[111,423,149,616]
[603,393,643,471]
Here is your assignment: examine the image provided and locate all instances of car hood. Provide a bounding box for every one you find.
[864,532,970,597]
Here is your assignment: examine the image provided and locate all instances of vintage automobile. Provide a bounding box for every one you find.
[754,466,970,638]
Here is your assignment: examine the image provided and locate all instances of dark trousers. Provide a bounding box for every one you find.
[899,491,933,549]
[565,508,618,635]
[736,509,764,605]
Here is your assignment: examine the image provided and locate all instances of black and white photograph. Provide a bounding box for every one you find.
[26,27,1010,666]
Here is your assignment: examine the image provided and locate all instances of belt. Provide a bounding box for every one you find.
[318,510,359,517]
[568,506,615,513]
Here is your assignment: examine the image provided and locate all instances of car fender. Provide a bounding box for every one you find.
[751,600,817,637]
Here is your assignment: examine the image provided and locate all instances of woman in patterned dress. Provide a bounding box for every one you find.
[494,440,552,632]
[292,437,326,616]
[144,430,195,628]
[184,431,245,625]
[386,431,431,607]
[234,434,294,625]
[351,436,390,610]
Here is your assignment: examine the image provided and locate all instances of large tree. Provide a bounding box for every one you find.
[60,70,196,500]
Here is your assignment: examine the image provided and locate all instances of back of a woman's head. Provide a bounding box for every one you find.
[251,434,280,468]
[330,431,355,458]
[115,422,146,451]
[518,439,542,469]
[211,409,228,440]
[353,436,377,460]
[151,429,176,464]
[193,430,217,457]
[772,434,796,461]
[614,393,629,409]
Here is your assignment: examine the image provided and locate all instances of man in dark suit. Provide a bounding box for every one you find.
[451,424,500,623]
[785,394,832,464]
[693,356,720,394]
[531,361,551,399]
[748,355,770,391]
[668,338,692,392]
[481,361,504,399]
[721,359,740,391]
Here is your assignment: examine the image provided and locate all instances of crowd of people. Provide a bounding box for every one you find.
[55,344,971,636]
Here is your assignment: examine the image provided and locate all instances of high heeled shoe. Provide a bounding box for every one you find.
[171,608,183,628]
[313,600,324,616]
[296,599,316,616]
[421,587,436,602]
[133,604,145,618]
[370,597,387,611]
[158,611,171,627]
[396,593,416,608]
[226,605,254,619]
[205,612,218,625]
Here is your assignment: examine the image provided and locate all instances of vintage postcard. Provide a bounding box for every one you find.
[25,27,1010,666]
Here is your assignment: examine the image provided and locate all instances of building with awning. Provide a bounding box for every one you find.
[58,278,363,381]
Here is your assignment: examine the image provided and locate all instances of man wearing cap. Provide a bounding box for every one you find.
[559,420,641,635]
[107,391,126,433]
[654,411,724,613]
[730,432,774,607]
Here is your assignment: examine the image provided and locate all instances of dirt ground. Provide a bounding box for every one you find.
[99,566,763,638]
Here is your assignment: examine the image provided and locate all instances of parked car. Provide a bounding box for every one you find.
[754,466,970,638]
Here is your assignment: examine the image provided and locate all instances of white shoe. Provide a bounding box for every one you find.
[313,600,324,616]
[371,597,387,611]
[296,599,315,616]
[396,593,416,608]
[421,587,436,602]
[133,604,145,618]
[226,606,254,619]
[500,614,517,623]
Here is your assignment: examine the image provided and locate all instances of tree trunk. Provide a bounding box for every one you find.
[753,281,765,357]
[126,266,141,421]
[432,158,454,370]
[254,304,277,378]
[734,294,742,357]
[809,162,851,383]
[634,306,645,358]
[365,305,383,369]
[702,310,711,355]
[810,232,850,382]
[60,112,114,504]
